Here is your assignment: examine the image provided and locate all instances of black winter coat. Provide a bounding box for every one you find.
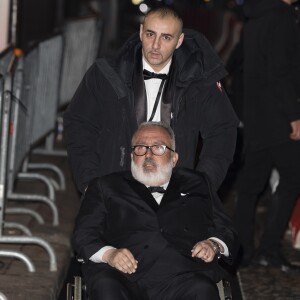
[64,29,239,193]
[243,0,300,151]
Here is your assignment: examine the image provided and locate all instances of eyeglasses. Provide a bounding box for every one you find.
[132,144,175,156]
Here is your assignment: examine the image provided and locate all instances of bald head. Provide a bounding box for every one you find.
[142,7,183,34]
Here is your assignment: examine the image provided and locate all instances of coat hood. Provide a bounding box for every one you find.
[244,0,293,19]
[174,28,227,84]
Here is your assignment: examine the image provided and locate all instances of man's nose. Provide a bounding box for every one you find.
[152,37,160,49]
[145,147,153,157]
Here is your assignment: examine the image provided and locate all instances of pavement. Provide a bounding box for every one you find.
[0,141,81,300]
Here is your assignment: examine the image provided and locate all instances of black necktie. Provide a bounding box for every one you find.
[148,186,165,193]
[143,69,168,80]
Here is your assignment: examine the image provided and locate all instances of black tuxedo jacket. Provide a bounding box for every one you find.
[72,167,239,282]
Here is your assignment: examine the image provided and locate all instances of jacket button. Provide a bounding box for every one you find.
[160,228,164,233]
[184,227,189,232]
[144,245,149,249]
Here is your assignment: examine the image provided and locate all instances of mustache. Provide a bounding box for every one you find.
[149,50,161,55]
[143,157,157,168]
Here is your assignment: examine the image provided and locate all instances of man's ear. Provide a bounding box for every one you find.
[176,33,184,49]
[139,24,144,41]
[172,152,179,166]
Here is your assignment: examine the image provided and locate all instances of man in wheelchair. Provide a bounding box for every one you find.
[72,122,239,300]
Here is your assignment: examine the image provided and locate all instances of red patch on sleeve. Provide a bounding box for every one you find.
[216,81,222,92]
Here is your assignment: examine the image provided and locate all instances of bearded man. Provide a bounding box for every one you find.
[72,122,238,300]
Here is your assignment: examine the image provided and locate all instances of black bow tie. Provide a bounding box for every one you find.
[148,186,165,193]
[143,69,168,80]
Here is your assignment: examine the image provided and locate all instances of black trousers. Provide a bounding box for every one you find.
[234,140,300,261]
[82,246,220,300]
[82,266,142,300]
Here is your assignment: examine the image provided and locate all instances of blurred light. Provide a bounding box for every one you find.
[132,0,143,5]
[139,3,149,14]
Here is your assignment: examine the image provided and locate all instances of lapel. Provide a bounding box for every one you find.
[124,170,184,212]
[124,173,160,212]
[161,93,172,125]
[161,61,175,125]
[133,50,147,126]
[159,170,183,208]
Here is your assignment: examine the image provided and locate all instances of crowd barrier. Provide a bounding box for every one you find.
[59,16,101,108]
[0,50,57,272]
[5,40,60,226]
[33,15,102,157]
[17,34,66,192]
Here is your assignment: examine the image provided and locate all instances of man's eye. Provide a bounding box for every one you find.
[153,145,163,151]
[162,35,171,40]
[136,146,145,151]
[146,32,154,37]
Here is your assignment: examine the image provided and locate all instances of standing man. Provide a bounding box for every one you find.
[73,122,239,300]
[64,6,239,194]
[234,0,300,273]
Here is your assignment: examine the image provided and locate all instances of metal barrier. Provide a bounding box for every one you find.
[0,50,58,272]
[0,48,13,174]
[29,35,63,146]
[20,34,66,191]
[0,47,13,75]
[0,250,35,272]
[5,45,59,226]
[33,15,102,157]
[59,16,101,108]
[0,50,16,238]
[0,74,6,236]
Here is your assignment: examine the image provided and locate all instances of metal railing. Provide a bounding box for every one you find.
[33,15,102,158]
[19,34,66,191]
[59,16,101,108]
[5,51,59,226]
[0,49,58,272]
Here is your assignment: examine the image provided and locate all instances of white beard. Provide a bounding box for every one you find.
[131,157,173,186]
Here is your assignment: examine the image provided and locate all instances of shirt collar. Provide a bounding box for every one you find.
[146,182,169,190]
[142,57,172,75]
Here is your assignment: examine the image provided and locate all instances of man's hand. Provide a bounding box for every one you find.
[103,248,138,274]
[290,120,300,140]
[191,240,221,263]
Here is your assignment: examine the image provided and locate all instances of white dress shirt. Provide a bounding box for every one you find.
[143,58,171,121]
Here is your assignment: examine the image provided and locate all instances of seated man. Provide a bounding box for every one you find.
[72,121,239,300]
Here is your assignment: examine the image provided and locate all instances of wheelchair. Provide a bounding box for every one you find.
[66,275,233,300]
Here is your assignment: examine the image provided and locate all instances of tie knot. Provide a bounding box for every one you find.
[148,186,165,193]
[143,69,168,80]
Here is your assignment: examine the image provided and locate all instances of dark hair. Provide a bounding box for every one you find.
[132,121,176,150]
[143,7,183,33]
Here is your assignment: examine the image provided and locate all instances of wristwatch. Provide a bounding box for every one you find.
[209,239,222,259]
